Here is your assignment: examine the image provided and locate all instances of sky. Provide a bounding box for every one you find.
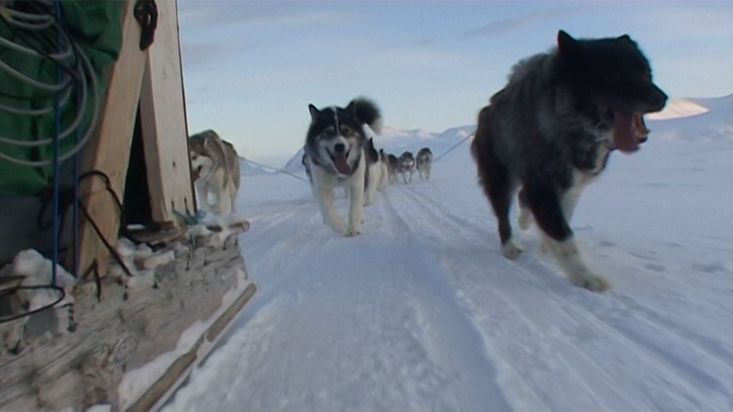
[177,0,733,164]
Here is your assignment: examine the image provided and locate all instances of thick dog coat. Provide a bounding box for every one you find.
[304,98,381,236]
[471,31,667,291]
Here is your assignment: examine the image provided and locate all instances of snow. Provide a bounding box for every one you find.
[3,249,76,311]
[163,96,732,411]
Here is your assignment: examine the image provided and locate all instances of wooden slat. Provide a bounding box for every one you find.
[139,0,195,224]
[0,236,254,411]
[78,0,148,278]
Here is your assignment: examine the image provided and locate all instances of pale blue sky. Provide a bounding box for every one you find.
[177,0,732,163]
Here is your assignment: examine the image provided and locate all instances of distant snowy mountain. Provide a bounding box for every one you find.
[646,98,709,120]
[647,94,732,142]
[282,147,306,175]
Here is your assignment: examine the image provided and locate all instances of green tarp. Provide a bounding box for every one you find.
[0,0,124,196]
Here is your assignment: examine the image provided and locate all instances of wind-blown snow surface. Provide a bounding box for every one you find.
[164,96,732,411]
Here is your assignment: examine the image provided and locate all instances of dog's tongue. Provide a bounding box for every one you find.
[333,153,352,175]
[613,110,640,154]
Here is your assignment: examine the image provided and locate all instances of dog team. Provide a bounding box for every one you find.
[188,31,667,291]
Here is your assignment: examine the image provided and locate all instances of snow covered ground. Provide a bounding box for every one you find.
[163,96,732,411]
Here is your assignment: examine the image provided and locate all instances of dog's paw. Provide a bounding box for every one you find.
[345,227,361,237]
[328,219,346,234]
[502,240,523,260]
[572,273,611,292]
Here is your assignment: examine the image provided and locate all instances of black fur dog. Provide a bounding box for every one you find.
[471,30,667,291]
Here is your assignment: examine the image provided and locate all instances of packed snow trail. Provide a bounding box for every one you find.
[164,120,732,411]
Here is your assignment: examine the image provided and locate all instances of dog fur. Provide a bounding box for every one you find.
[364,138,386,206]
[303,98,381,236]
[189,129,241,215]
[471,30,667,291]
[378,149,390,191]
[398,151,416,184]
[387,154,399,182]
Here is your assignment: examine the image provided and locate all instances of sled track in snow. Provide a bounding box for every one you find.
[237,182,731,410]
[386,184,731,410]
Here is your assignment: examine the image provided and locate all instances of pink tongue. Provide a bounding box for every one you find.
[333,153,352,174]
[613,110,640,154]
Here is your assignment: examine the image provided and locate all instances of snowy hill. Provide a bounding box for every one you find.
[281,147,306,174]
[648,95,732,142]
[163,97,732,411]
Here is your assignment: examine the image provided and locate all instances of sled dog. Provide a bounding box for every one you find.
[304,98,381,236]
[387,154,399,182]
[416,147,433,181]
[189,129,241,215]
[398,152,416,184]
[471,30,667,291]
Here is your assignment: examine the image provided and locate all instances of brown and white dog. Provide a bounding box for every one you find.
[189,130,241,216]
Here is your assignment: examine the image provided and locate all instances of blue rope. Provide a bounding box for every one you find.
[50,0,64,287]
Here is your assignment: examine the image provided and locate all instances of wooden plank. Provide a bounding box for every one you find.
[139,0,195,224]
[78,0,148,278]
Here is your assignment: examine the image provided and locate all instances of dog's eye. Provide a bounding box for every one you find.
[340,126,353,135]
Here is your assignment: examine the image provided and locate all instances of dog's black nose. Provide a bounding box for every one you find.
[651,85,668,111]
[334,143,346,154]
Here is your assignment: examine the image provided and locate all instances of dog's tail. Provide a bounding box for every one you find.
[351,97,382,134]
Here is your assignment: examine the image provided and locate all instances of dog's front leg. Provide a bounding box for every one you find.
[346,159,365,237]
[525,184,609,292]
[218,188,232,216]
[196,182,210,212]
[314,186,345,234]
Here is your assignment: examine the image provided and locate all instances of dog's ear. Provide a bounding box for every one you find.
[617,34,636,46]
[344,100,357,119]
[557,30,579,56]
[308,104,319,121]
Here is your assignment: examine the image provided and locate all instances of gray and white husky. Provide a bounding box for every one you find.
[303,98,381,236]
[416,147,433,181]
[398,151,416,184]
[471,30,667,292]
[189,130,241,215]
